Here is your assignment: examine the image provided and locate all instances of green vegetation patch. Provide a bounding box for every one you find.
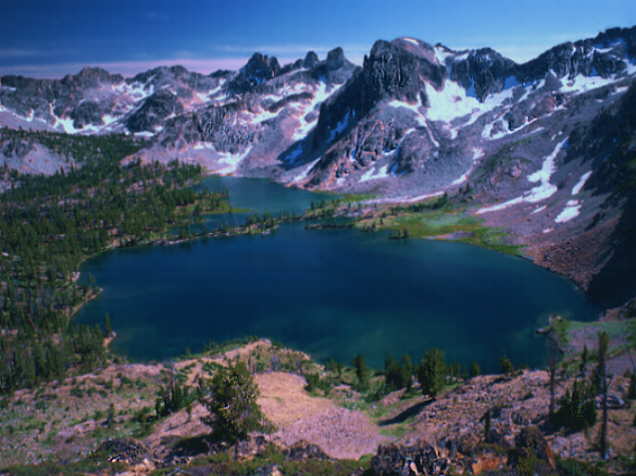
[356,203,522,255]
[565,318,636,340]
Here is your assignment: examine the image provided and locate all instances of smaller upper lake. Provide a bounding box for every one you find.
[192,175,332,231]
[76,176,600,371]
[200,175,328,214]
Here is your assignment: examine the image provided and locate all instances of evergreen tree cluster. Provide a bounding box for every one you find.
[354,348,474,398]
[384,355,414,392]
[0,324,105,392]
[0,131,231,394]
[155,375,197,418]
[0,127,147,164]
[551,379,597,432]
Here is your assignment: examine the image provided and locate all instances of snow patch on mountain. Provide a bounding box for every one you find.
[555,200,582,223]
[291,158,320,184]
[367,190,445,205]
[476,139,567,214]
[531,205,547,215]
[216,148,252,175]
[53,115,80,134]
[250,107,279,123]
[360,164,390,182]
[560,74,621,94]
[193,142,215,150]
[572,170,592,195]
[434,46,456,64]
[424,78,514,123]
[134,131,154,138]
[292,82,342,140]
[388,99,427,126]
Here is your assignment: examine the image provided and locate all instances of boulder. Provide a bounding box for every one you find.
[595,394,626,409]
[372,440,451,476]
[95,437,149,464]
[511,426,556,470]
[284,440,329,460]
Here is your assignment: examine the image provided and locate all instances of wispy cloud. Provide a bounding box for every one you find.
[0,48,42,58]
[0,42,370,78]
[0,57,267,78]
[214,43,370,56]
[6,30,593,78]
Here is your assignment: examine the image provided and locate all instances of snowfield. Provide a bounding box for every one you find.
[424,78,514,123]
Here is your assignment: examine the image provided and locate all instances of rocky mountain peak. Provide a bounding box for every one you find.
[591,25,636,56]
[362,39,444,102]
[245,52,282,77]
[450,47,517,101]
[227,52,283,93]
[304,37,445,165]
[303,51,319,69]
[518,26,636,83]
[391,37,438,63]
[309,48,357,84]
[61,67,122,88]
[326,47,346,69]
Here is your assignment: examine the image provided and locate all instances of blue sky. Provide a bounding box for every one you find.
[1,0,635,77]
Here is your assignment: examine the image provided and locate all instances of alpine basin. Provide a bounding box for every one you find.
[75,176,599,371]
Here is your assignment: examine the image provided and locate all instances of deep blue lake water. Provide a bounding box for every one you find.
[76,177,600,371]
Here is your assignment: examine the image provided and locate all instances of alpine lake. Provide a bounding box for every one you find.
[75,175,599,371]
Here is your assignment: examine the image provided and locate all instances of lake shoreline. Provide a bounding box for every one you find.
[76,200,600,372]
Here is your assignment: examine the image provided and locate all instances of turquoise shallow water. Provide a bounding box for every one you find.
[76,177,599,371]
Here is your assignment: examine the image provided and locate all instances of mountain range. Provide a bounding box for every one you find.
[2,25,635,306]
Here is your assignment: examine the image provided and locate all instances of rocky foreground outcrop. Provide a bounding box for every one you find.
[1,337,634,474]
[371,427,556,476]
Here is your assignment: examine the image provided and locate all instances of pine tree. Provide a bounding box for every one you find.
[597,331,609,460]
[401,355,414,391]
[500,356,514,374]
[106,403,115,428]
[417,348,446,398]
[384,355,400,391]
[470,361,481,378]
[199,360,268,444]
[353,354,370,391]
[580,344,589,374]
[103,313,112,337]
